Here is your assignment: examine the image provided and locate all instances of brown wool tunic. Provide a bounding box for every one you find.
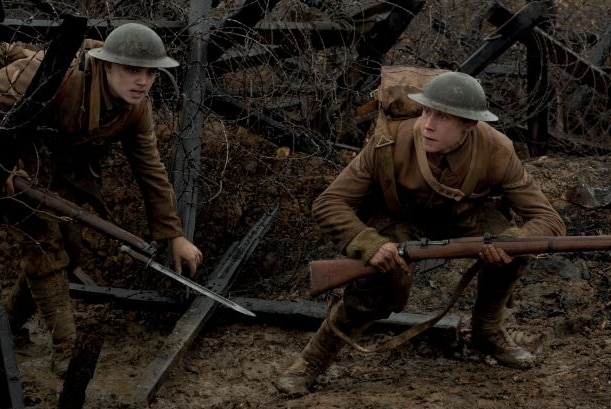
[313,116,566,263]
[0,45,183,242]
[0,43,182,275]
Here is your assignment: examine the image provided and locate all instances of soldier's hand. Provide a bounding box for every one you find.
[479,244,513,266]
[368,242,408,273]
[171,236,203,277]
[3,166,30,195]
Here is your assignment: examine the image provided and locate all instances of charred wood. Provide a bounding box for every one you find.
[130,208,277,404]
[487,3,611,99]
[221,297,461,343]
[69,284,183,312]
[458,2,548,76]
[207,0,282,63]
[170,0,212,244]
[0,299,24,409]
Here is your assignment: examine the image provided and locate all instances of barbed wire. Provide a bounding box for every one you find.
[0,0,609,283]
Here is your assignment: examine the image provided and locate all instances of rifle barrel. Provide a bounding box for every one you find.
[404,235,611,261]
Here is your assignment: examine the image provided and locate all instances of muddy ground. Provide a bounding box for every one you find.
[1,126,610,408]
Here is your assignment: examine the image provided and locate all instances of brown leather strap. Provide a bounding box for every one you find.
[373,113,403,214]
[328,260,482,353]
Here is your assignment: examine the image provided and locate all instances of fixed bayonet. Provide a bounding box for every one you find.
[119,245,256,317]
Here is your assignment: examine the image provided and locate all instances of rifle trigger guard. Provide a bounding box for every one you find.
[398,241,409,260]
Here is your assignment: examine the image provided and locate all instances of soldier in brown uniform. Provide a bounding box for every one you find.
[275,71,566,395]
[0,23,203,377]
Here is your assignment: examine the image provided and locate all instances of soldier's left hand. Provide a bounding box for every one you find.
[479,244,513,266]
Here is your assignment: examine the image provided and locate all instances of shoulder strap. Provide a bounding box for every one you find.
[372,112,403,214]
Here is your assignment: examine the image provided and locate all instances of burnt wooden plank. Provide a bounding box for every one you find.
[459,2,548,76]
[207,0,282,62]
[487,3,611,98]
[254,21,356,49]
[222,297,461,341]
[343,0,425,89]
[69,284,183,312]
[0,18,184,42]
[129,207,278,404]
[0,301,24,409]
[170,0,212,246]
[315,0,425,146]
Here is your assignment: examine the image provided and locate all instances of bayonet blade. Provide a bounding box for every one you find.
[120,245,256,317]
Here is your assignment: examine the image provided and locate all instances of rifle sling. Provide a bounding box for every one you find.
[328,259,482,353]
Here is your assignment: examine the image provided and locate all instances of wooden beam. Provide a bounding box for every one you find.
[69,284,183,312]
[207,0,282,62]
[0,303,24,409]
[223,297,461,341]
[486,3,611,98]
[0,18,184,42]
[170,0,212,245]
[459,2,548,76]
[129,207,278,405]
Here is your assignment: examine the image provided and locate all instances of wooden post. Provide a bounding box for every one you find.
[170,0,213,243]
[0,297,25,409]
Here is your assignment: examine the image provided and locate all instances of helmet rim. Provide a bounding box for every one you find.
[88,23,179,69]
[408,72,498,122]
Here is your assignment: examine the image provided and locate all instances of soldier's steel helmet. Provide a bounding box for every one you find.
[408,72,498,122]
[88,23,178,68]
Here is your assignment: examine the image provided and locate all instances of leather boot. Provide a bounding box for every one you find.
[471,262,534,369]
[3,273,37,347]
[275,301,371,396]
[27,270,76,377]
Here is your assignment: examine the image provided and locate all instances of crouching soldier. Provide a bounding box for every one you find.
[275,71,566,395]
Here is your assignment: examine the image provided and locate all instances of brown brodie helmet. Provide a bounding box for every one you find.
[408,71,498,122]
[88,23,178,68]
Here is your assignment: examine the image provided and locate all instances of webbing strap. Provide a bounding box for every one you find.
[328,260,482,353]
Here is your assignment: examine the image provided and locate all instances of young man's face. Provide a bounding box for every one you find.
[104,63,157,104]
[419,107,477,154]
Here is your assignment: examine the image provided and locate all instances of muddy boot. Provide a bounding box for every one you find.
[27,270,76,378]
[2,274,37,347]
[471,263,534,369]
[275,301,370,396]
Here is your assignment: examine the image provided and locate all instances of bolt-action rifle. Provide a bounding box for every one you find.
[10,176,255,317]
[309,234,611,296]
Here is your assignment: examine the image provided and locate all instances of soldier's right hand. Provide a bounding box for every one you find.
[368,242,408,273]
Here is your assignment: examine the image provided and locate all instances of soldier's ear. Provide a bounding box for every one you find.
[464,119,478,132]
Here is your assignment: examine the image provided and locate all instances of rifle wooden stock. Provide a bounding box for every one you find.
[309,235,611,296]
[12,176,157,256]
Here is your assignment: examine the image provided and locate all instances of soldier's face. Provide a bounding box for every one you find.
[419,107,476,154]
[105,63,157,104]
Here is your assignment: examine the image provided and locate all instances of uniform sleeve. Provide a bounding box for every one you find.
[120,101,183,241]
[500,151,566,236]
[312,140,391,261]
